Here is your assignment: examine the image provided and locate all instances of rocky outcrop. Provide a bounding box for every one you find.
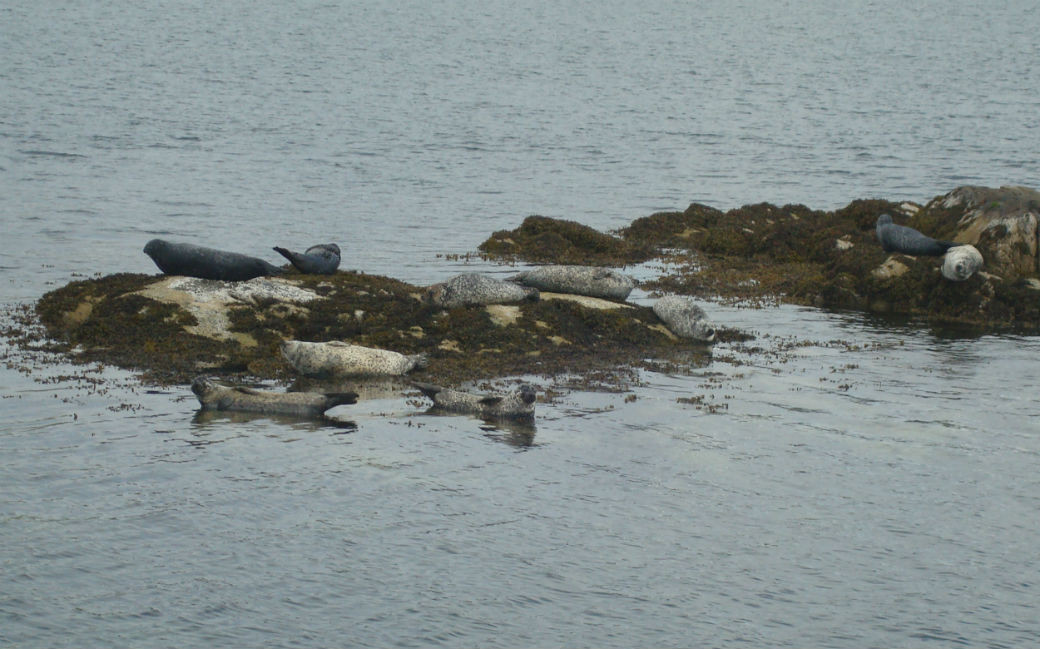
[929,185,1040,280]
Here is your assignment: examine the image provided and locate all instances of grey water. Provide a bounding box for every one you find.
[2,0,1039,647]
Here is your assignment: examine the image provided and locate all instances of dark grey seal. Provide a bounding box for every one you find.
[413,382,536,420]
[273,243,341,275]
[144,239,283,281]
[191,376,357,418]
[875,214,956,256]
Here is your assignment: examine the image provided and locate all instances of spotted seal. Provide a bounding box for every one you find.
[413,382,536,420]
[281,340,429,377]
[424,273,539,309]
[941,245,984,281]
[875,214,956,256]
[273,243,341,275]
[191,376,356,417]
[144,239,283,281]
[652,295,717,343]
[511,265,636,300]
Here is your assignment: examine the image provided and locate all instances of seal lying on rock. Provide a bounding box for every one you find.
[413,382,536,420]
[652,295,717,343]
[510,265,636,300]
[273,243,341,275]
[875,214,956,256]
[191,376,357,417]
[144,239,284,281]
[424,273,538,309]
[281,340,429,377]
[941,245,984,281]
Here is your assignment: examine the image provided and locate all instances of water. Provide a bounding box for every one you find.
[2,1,1039,646]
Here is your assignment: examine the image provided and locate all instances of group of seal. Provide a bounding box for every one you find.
[874,213,984,281]
[191,374,536,421]
[144,239,341,280]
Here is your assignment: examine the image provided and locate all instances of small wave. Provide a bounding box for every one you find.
[18,150,86,159]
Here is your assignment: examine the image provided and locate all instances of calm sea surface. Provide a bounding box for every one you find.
[2,1,1039,647]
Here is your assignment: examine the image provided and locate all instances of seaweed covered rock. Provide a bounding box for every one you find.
[479,215,655,265]
[622,187,1040,327]
[27,270,721,385]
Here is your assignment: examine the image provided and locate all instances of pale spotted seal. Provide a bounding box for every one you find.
[191,376,356,417]
[273,243,341,275]
[941,245,984,281]
[144,239,283,281]
[424,273,538,309]
[281,340,428,377]
[652,295,717,343]
[875,214,956,256]
[511,265,636,300]
[413,382,536,420]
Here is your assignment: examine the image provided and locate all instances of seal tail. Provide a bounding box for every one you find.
[273,246,298,264]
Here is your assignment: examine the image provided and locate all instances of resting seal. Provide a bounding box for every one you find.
[941,245,984,281]
[273,243,341,275]
[281,340,429,377]
[424,273,538,309]
[653,296,717,343]
[875,214,956,256]
[144,239,283,281]
[191,376,356,417]
[511,265,636,300]
[413,382,536,420]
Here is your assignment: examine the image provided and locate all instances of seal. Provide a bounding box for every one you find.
[511,265,636,300]
[424,273,539,309]
[281,340,429,377]
[144,239,284,281]
[875,214,957,256]
[412,382,536,420]
[652,295,717,343]
[273,243,341,275]
[941,244,984,281]
[191,376,357,417]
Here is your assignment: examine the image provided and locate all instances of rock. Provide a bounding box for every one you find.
[871,257,910,281]
[934,185,1040,279]
[134,276,321,341]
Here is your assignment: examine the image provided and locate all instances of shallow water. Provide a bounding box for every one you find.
[3,1,1040,647]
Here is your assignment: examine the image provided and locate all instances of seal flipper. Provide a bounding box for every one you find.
[412,382,443,400]
[478,396,504,406]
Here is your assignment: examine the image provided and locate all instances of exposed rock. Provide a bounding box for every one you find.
[133,276,320,342]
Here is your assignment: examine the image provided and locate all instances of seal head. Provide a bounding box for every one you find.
[875,214,956,256]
